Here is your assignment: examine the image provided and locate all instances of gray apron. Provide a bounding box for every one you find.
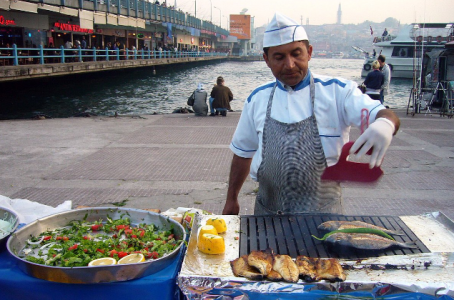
[254,77,343,215]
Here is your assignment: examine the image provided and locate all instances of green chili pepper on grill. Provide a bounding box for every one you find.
[311,227,395,241]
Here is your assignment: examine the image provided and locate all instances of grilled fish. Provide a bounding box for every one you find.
[295,255,318,282]
[230,255,264,280]
[272,254,299,283]
[318,220,404,235]
[325,232,417,250]
[247,248,274,276]
[315,258,346,282]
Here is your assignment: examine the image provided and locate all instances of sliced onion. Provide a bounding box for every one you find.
[40,242,56,250]
[27,236,44,245]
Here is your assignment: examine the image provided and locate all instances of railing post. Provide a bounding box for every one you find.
[39,45,44,64]
[78,46,82,62]
[93,47,97,61]
[12,44,18,66]
[134,49,137,60]
[116,49,120,60]
[106,47,109,61]
[125,49,128,60]
[60,45,65,63]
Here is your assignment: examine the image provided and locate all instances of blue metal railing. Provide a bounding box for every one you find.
[0,45,228,66]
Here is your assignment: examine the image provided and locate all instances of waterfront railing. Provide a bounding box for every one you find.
[0,45,228,66]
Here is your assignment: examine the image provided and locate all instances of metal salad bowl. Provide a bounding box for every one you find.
[0,206,19,248]
[7,207,186,284]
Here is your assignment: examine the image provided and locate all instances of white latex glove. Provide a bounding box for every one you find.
[350,118,395,168]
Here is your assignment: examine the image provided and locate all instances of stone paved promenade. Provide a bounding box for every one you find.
[0,109,453,218]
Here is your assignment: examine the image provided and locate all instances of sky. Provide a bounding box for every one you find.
[174,0,454,28]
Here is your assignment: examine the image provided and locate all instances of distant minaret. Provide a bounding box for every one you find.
[337,3,342,24]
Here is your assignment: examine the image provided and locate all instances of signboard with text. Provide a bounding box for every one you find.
[230,14,250,40]
[54,22,93,33]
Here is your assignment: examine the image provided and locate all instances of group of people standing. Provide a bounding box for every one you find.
[187,76,233,117]
[363,54,391,104]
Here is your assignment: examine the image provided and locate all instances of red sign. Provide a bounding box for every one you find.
[0,15,16,26]
[54,22,93,33]
[230,15,251,39]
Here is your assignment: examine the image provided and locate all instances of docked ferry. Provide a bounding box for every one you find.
[359,23,454,78]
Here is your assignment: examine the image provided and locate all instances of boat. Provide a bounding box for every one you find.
[331,52,344,59]
[407,40,454,116]
[357,23,454,78]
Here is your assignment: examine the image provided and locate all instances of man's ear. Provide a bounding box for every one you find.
[307,45,313,60]
[263,52,271,68]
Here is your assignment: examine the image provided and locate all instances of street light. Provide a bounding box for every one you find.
[210,0,212,23]
[223,15,229,30]
[214,6,221,27]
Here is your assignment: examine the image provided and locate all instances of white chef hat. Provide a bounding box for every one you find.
[263,12,308,48]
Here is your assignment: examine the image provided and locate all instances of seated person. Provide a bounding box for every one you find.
[210,76,233,116]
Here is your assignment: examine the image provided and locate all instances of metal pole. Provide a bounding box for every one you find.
[210,0,212,23]
[214,6,220,27]
[194,0,196,18]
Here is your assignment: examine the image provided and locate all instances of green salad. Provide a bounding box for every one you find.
[22,213,183,267]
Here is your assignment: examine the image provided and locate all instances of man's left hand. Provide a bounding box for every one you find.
[350,118,395,168]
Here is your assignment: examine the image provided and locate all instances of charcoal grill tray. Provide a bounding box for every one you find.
[239,214,430,259]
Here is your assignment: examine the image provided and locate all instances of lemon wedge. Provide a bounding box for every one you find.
[197,233,225,254]
[117,253,146,264]
[88,257,117,266]
[198,224,218,238]
[206,218,227,234]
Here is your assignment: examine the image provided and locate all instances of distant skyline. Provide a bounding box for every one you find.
[175,0,454,28]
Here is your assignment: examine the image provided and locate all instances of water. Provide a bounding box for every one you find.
[0,59,412,119]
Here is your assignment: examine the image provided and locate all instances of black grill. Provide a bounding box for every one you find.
[239,215,430,259]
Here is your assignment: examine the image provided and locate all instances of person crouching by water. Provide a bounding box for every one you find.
[363,60,384,101]
[222,12,400,216]
[210,76,233,116]
[187,83,208,116]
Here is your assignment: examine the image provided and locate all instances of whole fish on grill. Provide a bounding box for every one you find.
[272,254,299,283]
[318,220,404,235]
[325,232,417,250]
[295,255,318,282]
[230,255,264,280]
[315,258,346,282]
[247,248,274,276]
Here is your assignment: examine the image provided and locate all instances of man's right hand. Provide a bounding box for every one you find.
[222,200,240,215]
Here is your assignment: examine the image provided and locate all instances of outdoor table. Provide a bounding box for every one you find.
[0,245,185,300]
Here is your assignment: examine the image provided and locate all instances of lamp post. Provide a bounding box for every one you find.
[223,15,228,30]
[210,0,212,23]
[214,6,221,27]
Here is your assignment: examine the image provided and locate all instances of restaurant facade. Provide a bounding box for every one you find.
[0,1,231,52]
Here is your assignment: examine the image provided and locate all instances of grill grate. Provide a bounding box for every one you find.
[239,214,430,259]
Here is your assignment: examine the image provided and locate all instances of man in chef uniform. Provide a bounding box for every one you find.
[222,12,400,215]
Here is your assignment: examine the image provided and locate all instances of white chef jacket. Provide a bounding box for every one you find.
[229,71,385,181]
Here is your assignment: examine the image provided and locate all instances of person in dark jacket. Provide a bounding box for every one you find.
[363,60,384,101]
[210,76,233,116]
[189,83,208,116]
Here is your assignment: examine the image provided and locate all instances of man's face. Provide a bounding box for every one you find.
[263,41,313,87]
[378,60,385,67]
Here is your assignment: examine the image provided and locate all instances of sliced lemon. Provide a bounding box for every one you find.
[206,218,227,234]
[197,233,225,254]
[88,257,117,266]
[117,253,146,264]
[198,224,218,238]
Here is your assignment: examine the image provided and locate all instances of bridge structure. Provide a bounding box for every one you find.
[0,47,228,81]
